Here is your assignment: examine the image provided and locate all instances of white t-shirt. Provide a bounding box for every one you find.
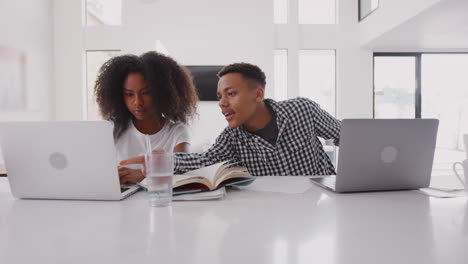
[115,120,190,162]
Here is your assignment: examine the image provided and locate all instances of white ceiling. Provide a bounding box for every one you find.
[366,0,468,51]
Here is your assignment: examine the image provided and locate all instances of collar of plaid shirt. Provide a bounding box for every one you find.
[234,99,289,151]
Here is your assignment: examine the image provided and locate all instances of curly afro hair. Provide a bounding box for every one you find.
[94,52,199,139]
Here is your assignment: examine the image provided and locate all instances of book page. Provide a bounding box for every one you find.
[214,167,251,187]
[183,161,228,186]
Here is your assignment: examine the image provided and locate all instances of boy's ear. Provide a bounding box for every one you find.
[255,87,264,102]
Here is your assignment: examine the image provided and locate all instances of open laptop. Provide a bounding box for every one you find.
[310,119,439,193]
[0,121,140,200]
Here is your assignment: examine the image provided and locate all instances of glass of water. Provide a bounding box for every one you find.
[145,152,174,207]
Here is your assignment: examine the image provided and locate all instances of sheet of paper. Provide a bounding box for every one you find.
[415,187,467,198]
[0,162,6,175]
[0,177,10,193]
[430,175,465,190]
[139,175,205,187]
[241,176,312,194]
[138,178,226,200]
[173,187,226,201]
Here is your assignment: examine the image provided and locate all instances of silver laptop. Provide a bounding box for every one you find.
[310,119,439,193]
[0,121,140,200]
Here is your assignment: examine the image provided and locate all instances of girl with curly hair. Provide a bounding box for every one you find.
[94,51,199,183]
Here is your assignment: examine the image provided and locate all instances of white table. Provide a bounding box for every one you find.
[0,177,467,264]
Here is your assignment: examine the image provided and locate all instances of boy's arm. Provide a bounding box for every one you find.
[306,99,341,146]
[174,128,237,174]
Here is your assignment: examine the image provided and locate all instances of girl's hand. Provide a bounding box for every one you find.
[118,167,145,184]
[119,149,166,166]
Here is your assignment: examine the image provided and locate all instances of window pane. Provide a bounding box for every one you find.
[299,50,335,116]
[359,0,379,20]
[374,56,416,118]
[274,49,288,101]
[86,0,122,26]
[0,46,26,111]
[422,54,468,166]
[86,50,120,120]
[298,0,335,24]
[274,0,288,24]
[372,0,379,9]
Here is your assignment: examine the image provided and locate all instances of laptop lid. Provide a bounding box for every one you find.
[335,119,438,192]
[0,121,126,200]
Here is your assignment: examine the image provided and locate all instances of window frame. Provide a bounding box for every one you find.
[373,53,421,118]
[358,0,380,22]
[373,52,468,118]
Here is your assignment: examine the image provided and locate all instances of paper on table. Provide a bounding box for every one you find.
[0,177,10,193]
[415,187,467,198]
[241,176,312,194]
[139,178,226,200]
[173,187,226,201]
[0,163,6,175]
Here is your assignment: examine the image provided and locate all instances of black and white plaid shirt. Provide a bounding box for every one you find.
[175,98,341,176]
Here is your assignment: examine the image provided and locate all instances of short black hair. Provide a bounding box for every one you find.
[217,62,266,89]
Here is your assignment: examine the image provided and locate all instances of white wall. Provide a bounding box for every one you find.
[0,0,54,121]
[0,0,54,165]
[337,0,374,119]
[53,0,273,145]
[359,0,443,47]
[364,0,468,51]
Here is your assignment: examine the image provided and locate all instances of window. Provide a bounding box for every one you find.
[274,49,288,101]
[0,46,26,111]
[298,0,335,24]
[299,50,336,116]
[374,56,416,118]
[86,0,122,26]
[421,54,468,152]
[359,0,379,21]
[85,50,120,120]
[274,0,288,24]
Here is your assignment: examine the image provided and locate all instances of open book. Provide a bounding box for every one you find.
[139,161,255,196]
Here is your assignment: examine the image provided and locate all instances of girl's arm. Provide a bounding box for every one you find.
[173,142,190,153]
